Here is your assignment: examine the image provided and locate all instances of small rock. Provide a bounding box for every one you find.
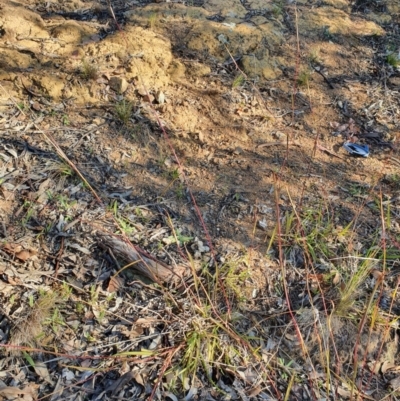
[93,117,105,126]
[233,146,243,155]
[273,131,286,140]
[197,240,210,253]
[31,102,42,111]
[155,90,165,104]
[143,93,155,103]
[198,131,206,143]
[109,77,128,93]
[137,87,147,97]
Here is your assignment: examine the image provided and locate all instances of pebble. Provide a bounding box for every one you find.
[109,76,128,93]
[233,146,243,155]
[156,90,165,104]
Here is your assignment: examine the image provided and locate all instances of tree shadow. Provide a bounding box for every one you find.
[0,0,398,258]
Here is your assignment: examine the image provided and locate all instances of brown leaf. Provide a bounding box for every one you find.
[0,386,33,398]
[332,272,341,285]
[371,269,384,282]
[3,243,23,254]
[15,249,34,262]
[246,384,263,398]
[107,275,124,293]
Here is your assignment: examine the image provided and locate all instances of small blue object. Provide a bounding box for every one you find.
[343,142,369,157]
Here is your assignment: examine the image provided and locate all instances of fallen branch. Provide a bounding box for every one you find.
[97,233,189,285]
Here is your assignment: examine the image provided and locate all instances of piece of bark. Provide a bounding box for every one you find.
[97,233,188,285]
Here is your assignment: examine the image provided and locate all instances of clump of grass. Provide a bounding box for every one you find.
[148,12,158,30]
[322,25,333,40]
[80,58,98,80]
[16,102,26,112]
[115,99,133,125]
[232,73,245,88]
[383,173,400,190]
[44,159,74,178]
[271,2,283,18]
[10,291,59,354]
[297,69,311,87]
[308,47,321,64]
[168,253,255,390]
[386,53,400,68]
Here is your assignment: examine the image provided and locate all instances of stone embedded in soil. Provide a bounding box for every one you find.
[109,77,129,94]
[155,90,165,104]
[32,76,65,99]
[143,93,155,103]
[241,55,282,80]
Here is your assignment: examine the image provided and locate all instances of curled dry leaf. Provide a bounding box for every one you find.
[107,275,125,293]
[1,243,37,262]
[0,385,34,398]
[381,360,396,374]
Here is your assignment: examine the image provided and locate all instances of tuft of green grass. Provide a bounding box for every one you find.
[115,99,133,125]
[386,53,400,68]
[16,102,26,111]
[80,58,98,80]
[56,194,77,212]
[297,69,311,87]
[62,114,70,126]
[44,160,74,180]
[9,291,60,354]
[21,200,35,227]
[148,12,158,30]
[166,254,254,391]
[271,2,283,18]
[232,73,245,88]
[274,206,350,263]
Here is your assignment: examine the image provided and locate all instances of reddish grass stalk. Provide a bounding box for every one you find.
[273,173,318,401]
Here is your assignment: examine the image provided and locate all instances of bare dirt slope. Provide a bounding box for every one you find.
[1,0,400,399]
